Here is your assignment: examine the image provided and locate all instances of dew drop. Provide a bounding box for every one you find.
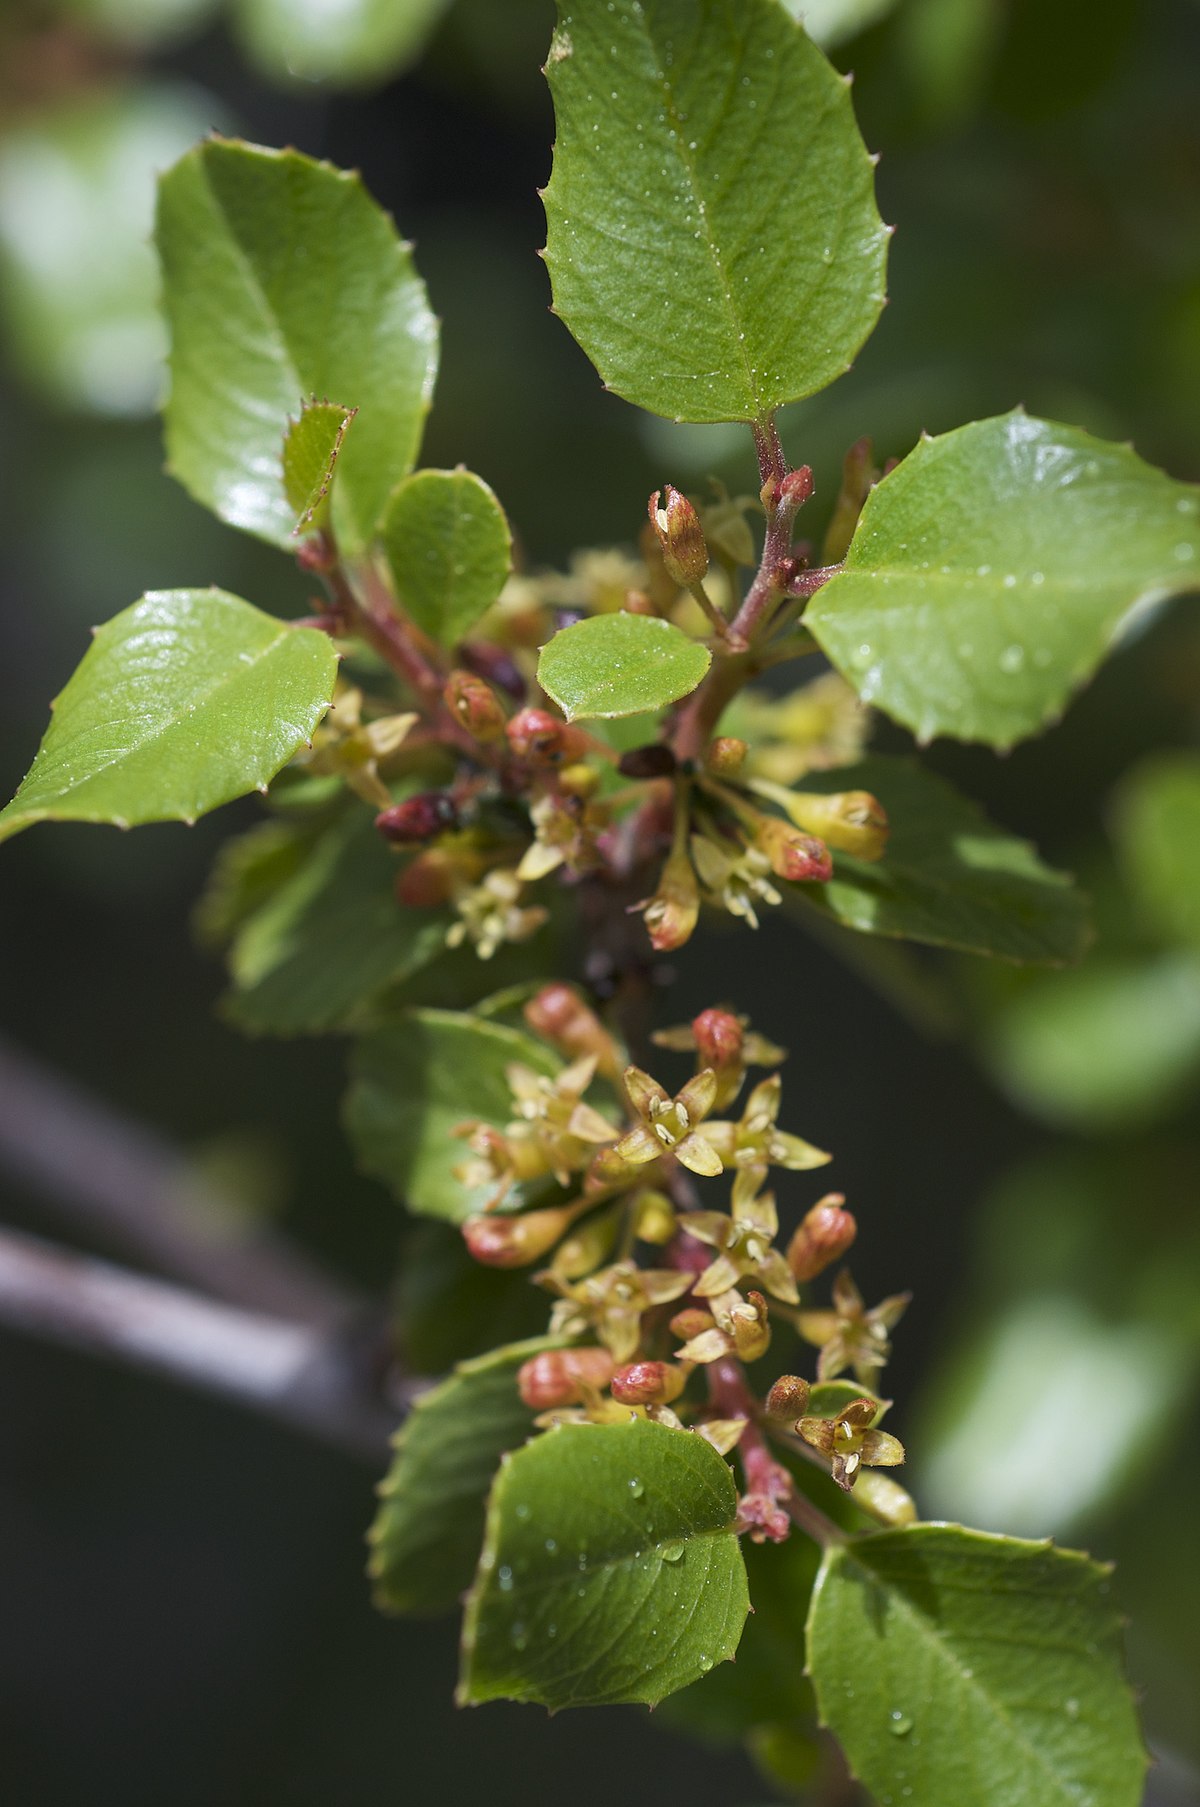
[1176,495,1197,513]
[544,1538,558,1555]
[1002,573,1017,588]
[889,1711,914,1737]
[698,1654,713,1672]
[1065,1698,1080,1719]
[976,563,992,577]
[661,1541,685,1563]
[514,1503,531,1521]
[1174,542,1194,561]
[999,644,1025,674]
[498,1566,514,1593]
[628,1477,645,1498]
[547,1623,557,1638]
[1030,570,1045,585]
[510,1622,528,1650]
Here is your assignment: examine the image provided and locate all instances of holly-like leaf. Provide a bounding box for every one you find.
[807,1524,1147,1807]
[538,612,711,720]
[792,756,1089,963]
[156,139,438,550]
[0,590,336,844]
[459,1418,748,1709]
[368,1337,561,1618]
[1112,752,1200,951]
[282,400,356,535]
[343,1008,559,1219]
[233,0,451,86]
[541,0,888,423]
[218,809,449,1036]
[380,468,512,646]
[807,411,1200,748]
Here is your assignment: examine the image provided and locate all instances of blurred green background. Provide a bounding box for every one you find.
[1,0,1198,1801]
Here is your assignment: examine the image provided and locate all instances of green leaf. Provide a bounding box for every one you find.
[459,1418,748,1708]
[0,590,336,844]
[233,0,451,86]
[156,139,438,550]
[981,952,1200,1132]
[542,0,888,423]
[219,809,449,1036]
[380,468,512,646]
[368,1337,560,1617]
[397,1221,555,1374]
[343,1008,559,1219]
[282,400,356,535]
[538,612,711,720]
[0,83,220,416]
[807,1524,1147,1807]
[807,411,1200,748]
[784,0,900,48]
[1112,752,1200,951]
[791,756,1089,963]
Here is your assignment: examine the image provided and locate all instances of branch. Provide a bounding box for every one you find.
[0,1035,359,1328]
[0,1226,406,1460]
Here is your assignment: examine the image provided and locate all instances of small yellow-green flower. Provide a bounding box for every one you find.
[680,1169,799,1305]
[798,1268,911,1386]
[612,1066,725,1178]
[797,1395,905,1493]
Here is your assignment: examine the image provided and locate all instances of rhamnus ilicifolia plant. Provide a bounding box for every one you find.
[8,3,1190,1801]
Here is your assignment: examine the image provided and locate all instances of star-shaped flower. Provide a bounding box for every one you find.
[679,1169,799,1304]
[542,1259,693,1363]
[797,1268,911,1386]
[612,1066,725,1178]
[690,832,782,930]
[796,1395,905,1493]
[703,1075,830,1178]
[504,1056,616,1185]
[446,866,547,960]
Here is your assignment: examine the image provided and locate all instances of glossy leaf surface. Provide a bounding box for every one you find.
[282,400,356,535]
[344,1009,559,1219]
[809,1524,1146,1807]
[808,412,1200,747]
[157,139,437,549]
[460,1418,748,1708]
[0,590,336,843]
[538,612,710,719]
[795,756,1089,962]
[381,468,512,645]
[369,1338,558,1617]
[542,0,888,422]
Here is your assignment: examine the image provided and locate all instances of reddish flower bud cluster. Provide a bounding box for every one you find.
[787,1194,858,1282]
[375,792,459,845]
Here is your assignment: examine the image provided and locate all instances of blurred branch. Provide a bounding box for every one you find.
[0,1035,359,1328]
[0,1225,405,1460]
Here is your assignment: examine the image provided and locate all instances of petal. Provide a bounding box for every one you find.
[676,1327,734,1364]
[832,1268,864,1316]
[693,1254,743,1298]
[742,1074,782,1127]
[640,1269,696,1306]
[677,1068,718,1123]
[614,1126,661,1167]
[796,1310,840,1347]
[694,1417,746,1457]
[797,1416,835,1455]
[568,1102,619,1144]
[560,1054,600,1097]
[871,1290,913,1331]
[650,1024,697,1052]
[816,1338,851,1381]
[860,1430,906,1468]
[698,1121,737,1160]
[769,1131,833,1171]
[743,1031,786,1067]
[757,1249,800,1305]
[738,1186,778,1239]
[675,1211,730,1249]
[676,1133,724,1178]
[623,1065,670,1119]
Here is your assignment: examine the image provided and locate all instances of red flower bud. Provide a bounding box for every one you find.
[757,817,834,884]
[611,1360,686,1406]
[375,792,458,846]
[778,465,814,509]
[462,1203,578,1268]
[764,1374,812,1421]
[691,1008,744,1072]
[517,1346,616,1409]
[648,486,709,587]
[444,670,507,741]
[787,1193,857,1282]
[669,1307,715,1342]
[395,849,458,907]
[506,707,578,764]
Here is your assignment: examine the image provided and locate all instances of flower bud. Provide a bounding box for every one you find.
[705,737,748,778]
[444,670,507,741]
[558,762,601,800]
[462,1203,578,1268]
[764,1374,812,1421]
[506,707,583,764]
[648,486,709,587]
[375,791,459,846]
[617,743,678,780]
[611,1360,686,1406]
[690,1007,744,1072]
[632,1189,676,1245]
[552,1206,620,1280]
[523,984,619,1078]
[787,1193,857,1282]
[783,790,889,861]
[517,1346,616,1409]
[756,818,834,884]
[635,845,700,952]
[778,465,814,510]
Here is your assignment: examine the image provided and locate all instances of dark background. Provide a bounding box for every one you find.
[1,1,1199,1801]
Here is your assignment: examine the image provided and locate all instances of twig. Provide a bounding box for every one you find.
[0,1036,359,1328]
[0,1227,405,1459]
